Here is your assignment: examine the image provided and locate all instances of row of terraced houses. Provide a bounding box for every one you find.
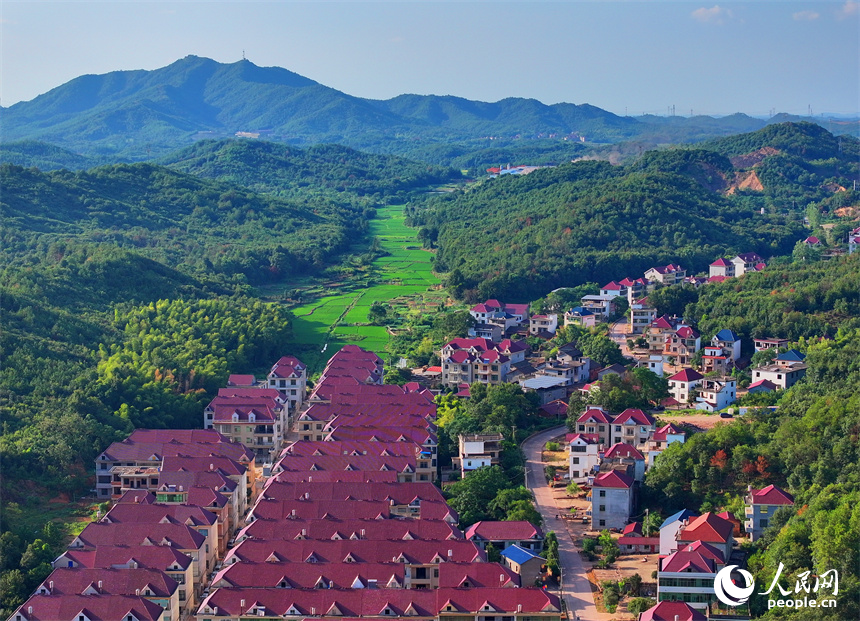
[11,346,562,621]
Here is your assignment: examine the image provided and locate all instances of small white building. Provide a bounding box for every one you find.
[666,368,703,405]
[589,470,634,530]
[528,314,558,335]
[453,433,504,477]
[564,307,597,328]
[567,433,601,483]
[694,377,737,412]
[750,363,806,390]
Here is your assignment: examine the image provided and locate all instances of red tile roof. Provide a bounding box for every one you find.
[675,326,700,339]
[259,481,445,505]
[679,512,734,544]
[227,374,257,386]
[236,517,461,543]
[103,503,217,527]
[212,560,407,589]
[751,484,794,506]
[565,433,600,445]
[13,593,166,621]
[601,281,624,290]
[667,368,704,382]
[612,408,655,426]
[37,567,178,597]
[73,522,205,551]
[710,258,732,266]
[270,470,399,484]
[223,539,484,565]
[681,540,725,564]
[660,549,717,573]
[592,471,633,489]
[639,600,707,621]
[464,521,543,542]
[604,443,644,461]
[576,408,614,424]
[199,586,557,617]
[56,545,193,571]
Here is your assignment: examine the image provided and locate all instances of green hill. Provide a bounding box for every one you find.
[418,151,807,302]
[1,162,370,283]
[157,139,460,198]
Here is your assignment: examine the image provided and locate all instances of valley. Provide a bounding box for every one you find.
[282,203,447,370]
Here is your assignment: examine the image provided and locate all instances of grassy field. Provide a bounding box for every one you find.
[287,204,445,371]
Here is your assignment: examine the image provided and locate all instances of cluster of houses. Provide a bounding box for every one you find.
[12,346,565,621]
[20,428,261,621]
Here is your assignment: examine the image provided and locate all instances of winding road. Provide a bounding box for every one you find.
[523,426,610,621]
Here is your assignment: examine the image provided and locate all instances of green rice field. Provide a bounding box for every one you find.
[288,204,446,369]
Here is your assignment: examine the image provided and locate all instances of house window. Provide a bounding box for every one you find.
[599,519,606,526]
[599,505,606,512]
[599,490,606,497]
[759,519,769,528]
[572,458,580,464]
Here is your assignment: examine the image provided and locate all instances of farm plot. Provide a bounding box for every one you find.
[290,204,442,366]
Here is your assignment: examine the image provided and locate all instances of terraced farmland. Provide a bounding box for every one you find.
[289,204,446,370]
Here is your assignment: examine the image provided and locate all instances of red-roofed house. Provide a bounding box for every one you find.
[646,315,681,351]
[644,264,685,286]
[574,407,614,447]
[227,374,257,387]
[804,236,822,246]
[639,600,707,621]
[676,512,735,561]
[51,545,195,611]
[35,567,179,621]
[590,471,634,529]
[464,521,544,552]
[611,408,656,447]
[618,522,658,553]
[667,368,703,405]
[709,257,734,279]
[745,484,794,541]
[266,355,308,412]
[646,423,686,466]
[731,252,764,277]
[10,593,168,621]
[664,326,700,365]
[657,542,726,610]
[603,443,646,481]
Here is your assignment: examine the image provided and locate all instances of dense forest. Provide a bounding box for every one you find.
[414,123,857,301]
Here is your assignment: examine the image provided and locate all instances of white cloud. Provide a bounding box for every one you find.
[691,5,734,25]
[793,10,819,21]
[838,0,858,18]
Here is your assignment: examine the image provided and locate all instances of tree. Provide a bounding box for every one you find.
[367,301,388,325]
[642,511,663,537]
[630,367,670,405]
[628,597,656,616]
[444,466,511,526]
[626,572,643,596]
[485,543,501,563]
[566,481,581,496]
[383,367,412,386]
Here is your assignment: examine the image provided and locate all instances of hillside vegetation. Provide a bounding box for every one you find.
[417,123,857,301]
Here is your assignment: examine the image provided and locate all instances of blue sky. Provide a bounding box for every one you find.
[2,1,858,117]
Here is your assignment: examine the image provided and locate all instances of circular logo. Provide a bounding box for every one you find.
[714,565,755,607]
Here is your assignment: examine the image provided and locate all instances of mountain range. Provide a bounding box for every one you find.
[3,55,857,161]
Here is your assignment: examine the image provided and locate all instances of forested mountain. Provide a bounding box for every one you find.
[1,162,367,284]
[415,123,857,301]
[0,140,108,170]
[3,56,856,162]
[157,139,460,198]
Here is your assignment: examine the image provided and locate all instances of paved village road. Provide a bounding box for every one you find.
[522,427,610,621]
